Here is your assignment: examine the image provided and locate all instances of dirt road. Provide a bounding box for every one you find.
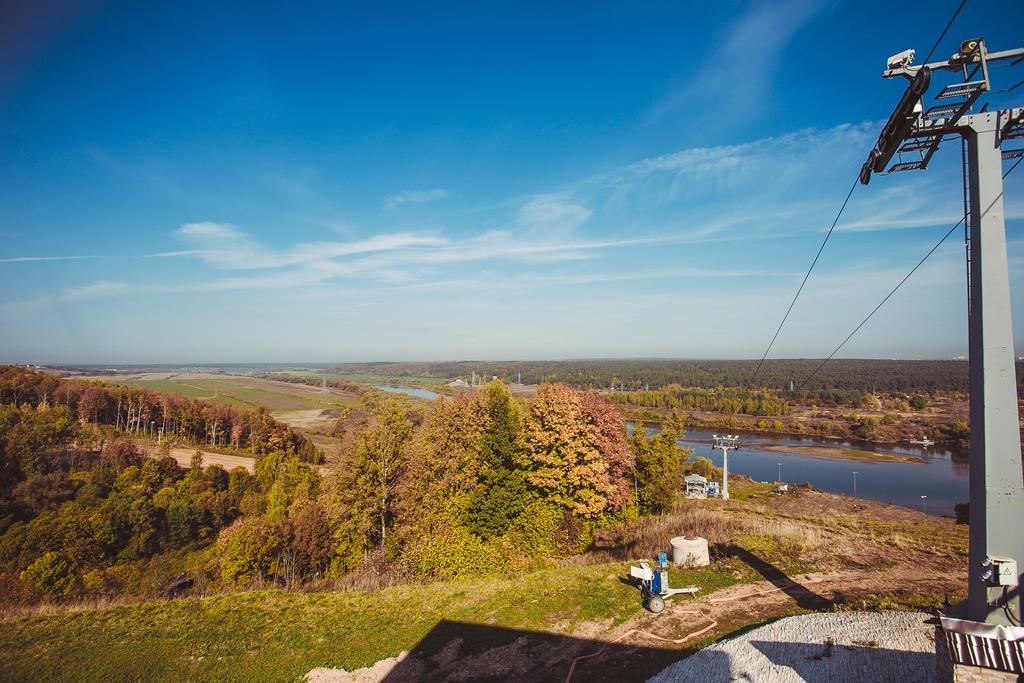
[162,447,256,473]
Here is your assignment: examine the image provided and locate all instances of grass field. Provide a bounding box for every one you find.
[92,375,360,412]
[0,483,965,682]
[0,562,730,682]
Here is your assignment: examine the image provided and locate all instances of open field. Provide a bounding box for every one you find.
[80,373,364,439]
[85,373,361,411]
[0,482,966,682]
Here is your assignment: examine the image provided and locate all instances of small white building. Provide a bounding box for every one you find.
[685,473,709,499]
[447,379,468,388]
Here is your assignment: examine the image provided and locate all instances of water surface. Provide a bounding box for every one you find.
[633,423,969,516]
[373,384,440,400]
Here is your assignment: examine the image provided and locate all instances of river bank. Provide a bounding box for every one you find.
[756,444,927,464]
[616,402,972,450]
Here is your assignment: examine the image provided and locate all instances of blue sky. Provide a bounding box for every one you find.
[1,0,1023,363]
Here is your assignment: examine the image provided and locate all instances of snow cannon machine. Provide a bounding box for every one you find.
[629,552,699,613]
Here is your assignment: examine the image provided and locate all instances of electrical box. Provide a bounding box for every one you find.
[992,556,1018,587]
[982,555,1018,587]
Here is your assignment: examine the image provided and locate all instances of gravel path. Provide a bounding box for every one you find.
[648,611,946,683]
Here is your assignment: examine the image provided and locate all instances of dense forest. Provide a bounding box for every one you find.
[609,386,790,416]
[0,367,696,606]
[328,359,1024,394]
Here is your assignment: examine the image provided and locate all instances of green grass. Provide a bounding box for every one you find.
[722,481,776,503]
[96,378,359,412]
[0,562,738,682]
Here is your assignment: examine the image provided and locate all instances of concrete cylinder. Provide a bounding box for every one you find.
[670,536,709,567]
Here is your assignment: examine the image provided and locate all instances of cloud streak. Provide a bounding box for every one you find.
[0,255,98,263]
[384,188,449,208]
[646,0,825,128]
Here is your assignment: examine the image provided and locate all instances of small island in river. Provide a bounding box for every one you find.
[758,444,928,464]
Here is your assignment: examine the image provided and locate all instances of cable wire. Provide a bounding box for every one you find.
[749,177,860,385]
[922,0,969,64]
[799,156,1022,389]
[752,0,969,387]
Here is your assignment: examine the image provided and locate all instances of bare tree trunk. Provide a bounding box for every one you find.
[380,493,387,549]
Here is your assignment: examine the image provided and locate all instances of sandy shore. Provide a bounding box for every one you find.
[758,444,926,464]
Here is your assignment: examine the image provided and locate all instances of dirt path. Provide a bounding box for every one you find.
[162,447,256,473]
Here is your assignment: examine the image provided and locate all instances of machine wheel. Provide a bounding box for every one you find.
[646,595,665,613]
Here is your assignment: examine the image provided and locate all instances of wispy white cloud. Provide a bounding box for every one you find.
[0,255,98,263]
[517,192,592,231]
[173,222,447,271]
[2,280,130,311]
[646,0,825,128]
[181,228,666,291]
[0,250,201,264]
[384,188,449,208]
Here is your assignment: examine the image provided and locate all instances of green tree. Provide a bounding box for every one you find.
[466,382,532,539]
[20,551,76,598]
[345,401,411,550]
[629,414,691,514]
[690,456,721,479]
[166,496,197,548]
[264,455,319,521]
[218,518,284,584]
[189,450,204,476]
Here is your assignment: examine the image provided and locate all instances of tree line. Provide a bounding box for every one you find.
[0,367,694,605]
[0,366,321,462]
[609,385,791,416]
[327,359,1023,394]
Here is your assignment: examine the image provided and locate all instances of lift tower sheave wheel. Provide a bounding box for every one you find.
[861,67,932,185]
[861,37,1024,627]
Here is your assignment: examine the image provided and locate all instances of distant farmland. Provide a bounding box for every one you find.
[84,373,361,412]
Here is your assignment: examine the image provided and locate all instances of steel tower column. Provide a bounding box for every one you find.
[965,111,1024,625]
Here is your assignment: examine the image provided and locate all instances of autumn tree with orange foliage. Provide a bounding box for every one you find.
[521,383,633,518]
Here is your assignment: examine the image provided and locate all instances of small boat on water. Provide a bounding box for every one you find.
[909,435,934,447]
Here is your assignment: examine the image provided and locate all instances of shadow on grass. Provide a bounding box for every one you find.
[724,544,834,610]
[379,619,681,683]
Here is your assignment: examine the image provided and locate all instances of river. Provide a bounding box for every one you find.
[373,384,440,400]
[633,423,969,516]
